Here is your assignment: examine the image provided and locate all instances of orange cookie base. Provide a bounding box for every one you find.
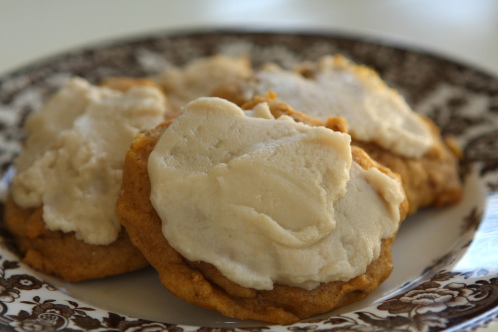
[4,197,149,282]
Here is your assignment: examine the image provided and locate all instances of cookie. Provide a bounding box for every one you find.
[155,54,253,116]
[117,97,407,324]
[4,77,170,281]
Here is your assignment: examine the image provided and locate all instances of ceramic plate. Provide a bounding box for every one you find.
[0,31,497,332]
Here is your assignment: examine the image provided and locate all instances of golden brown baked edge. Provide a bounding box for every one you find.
[3,197,149,282]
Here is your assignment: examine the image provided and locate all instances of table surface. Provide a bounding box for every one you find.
[1,1,497,331]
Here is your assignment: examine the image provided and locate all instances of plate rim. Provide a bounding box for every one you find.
[1,27,497,82]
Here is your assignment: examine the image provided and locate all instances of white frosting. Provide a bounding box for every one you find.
[14,78,97,173]
[156,54,252,113]
[11,78,167,245]
[148,97,404,290]
[251,56,434,158]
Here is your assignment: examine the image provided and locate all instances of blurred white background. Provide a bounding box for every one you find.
[0,0,497,76]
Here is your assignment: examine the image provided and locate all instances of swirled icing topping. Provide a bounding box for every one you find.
[148,97,404,290]
[12,78,167,245]
[250,55,434,158]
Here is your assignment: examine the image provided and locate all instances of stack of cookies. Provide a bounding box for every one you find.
[4,54,462,324]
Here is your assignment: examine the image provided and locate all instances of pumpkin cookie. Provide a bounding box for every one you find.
[117,97,408,324]
[4,77,171,281]
[154,54,253,116]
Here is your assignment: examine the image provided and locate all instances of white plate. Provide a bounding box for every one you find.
[0,31,497,332]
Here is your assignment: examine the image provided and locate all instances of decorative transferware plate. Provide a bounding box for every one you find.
[0,31,497,332]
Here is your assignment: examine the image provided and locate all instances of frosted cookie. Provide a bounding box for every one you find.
[154,54,253,116]
[117,97,408,324]
[4,77,170,282]
[212,55,462,214]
